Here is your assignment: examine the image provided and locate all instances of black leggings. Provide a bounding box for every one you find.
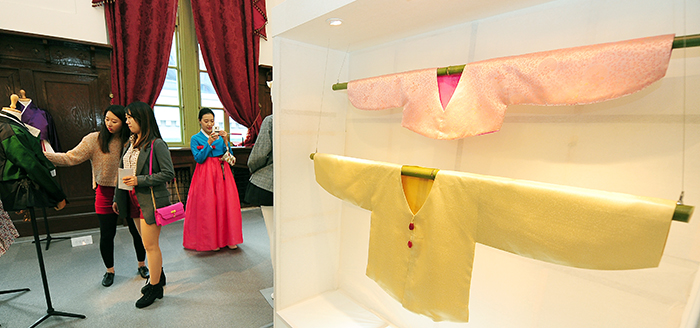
[97,213,146,269]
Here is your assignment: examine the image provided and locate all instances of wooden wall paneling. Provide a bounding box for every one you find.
[169,148,196,206]
[32,70,101,223]
[0,68,21,100]
[0,29,112,236]
[28,71,110,235]
[231,147,251,205]
[258,65,272,119]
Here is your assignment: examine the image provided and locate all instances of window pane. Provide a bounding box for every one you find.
[198,45,206,71]
[168,35,177,67]
[211,109,226,133]
[156,68,180,106]
[200,72,223,108]
[154,105,182,143]
[229,117,248,146]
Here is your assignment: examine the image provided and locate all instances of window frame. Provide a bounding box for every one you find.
[154,0,246,148]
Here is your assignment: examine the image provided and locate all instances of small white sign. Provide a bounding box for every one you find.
[71,235,93,247]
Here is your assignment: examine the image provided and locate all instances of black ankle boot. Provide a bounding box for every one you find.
[136,283,163,308]
[141,268,166,294]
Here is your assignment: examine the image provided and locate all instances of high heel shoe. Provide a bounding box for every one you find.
[135,283,163,308]
[141,268,166,294]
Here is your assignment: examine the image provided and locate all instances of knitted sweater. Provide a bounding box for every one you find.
[44,132,123,188]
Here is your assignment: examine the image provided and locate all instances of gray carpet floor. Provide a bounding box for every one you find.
[0,207,273,328]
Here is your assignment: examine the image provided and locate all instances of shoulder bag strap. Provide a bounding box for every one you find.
[148,140,182,210]
[149,140,158,211]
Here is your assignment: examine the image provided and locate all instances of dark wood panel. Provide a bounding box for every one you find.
[48,43,93,68]
[232,148,252,204]
[172,147,253,206]
[258,65,272,119]
[0,34,47,64]
[1,30,111,237]
[34,72,101,205]
[35,72,101,144]
[0,67,20,97]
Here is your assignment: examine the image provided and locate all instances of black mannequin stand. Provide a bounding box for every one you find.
[0,287,30,295]
[27,206,85,327]
[31,208,70,251]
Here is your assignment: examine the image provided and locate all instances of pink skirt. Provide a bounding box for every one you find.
[183,157,243,251]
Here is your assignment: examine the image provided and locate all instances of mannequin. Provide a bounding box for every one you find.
[0,94,66,211]
[1,94,42,138]
[18,89,30,100]
[14,90,59,152]
[18,89,30,104]
[0,93,81,324]
[1,94,20,116]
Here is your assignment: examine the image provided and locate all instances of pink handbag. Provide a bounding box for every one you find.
[154,201,185,226]
[148,140,185,226]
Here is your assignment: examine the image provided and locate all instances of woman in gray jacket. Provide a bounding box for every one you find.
[112,101,174,308]
[245,114,272,206]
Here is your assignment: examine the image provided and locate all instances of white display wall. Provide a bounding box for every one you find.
[271,0,700,327]
[271,36,350,308]
[0,0,108,44]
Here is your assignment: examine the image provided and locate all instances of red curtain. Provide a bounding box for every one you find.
[191,0,267,146]
[103,0,178,107]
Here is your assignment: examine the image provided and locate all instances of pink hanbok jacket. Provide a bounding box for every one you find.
[347,34,675,140]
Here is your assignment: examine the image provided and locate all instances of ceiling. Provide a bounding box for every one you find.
[275,0,559,52]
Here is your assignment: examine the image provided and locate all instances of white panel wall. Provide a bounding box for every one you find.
[0,0,108,44]
[272,37,349,326]
[333,0,700,327]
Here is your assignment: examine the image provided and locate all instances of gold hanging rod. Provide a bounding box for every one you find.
[310,153,438,179]
[309,153,693,222]
[331,33,700,91]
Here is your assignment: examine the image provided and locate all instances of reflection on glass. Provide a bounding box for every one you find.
[154,106,182,143]
[168,35,177,67]
[229,117,248,146]
[155,68,180,106]
[200,72,222,108]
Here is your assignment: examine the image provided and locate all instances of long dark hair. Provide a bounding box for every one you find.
[97,105,130,153]
[125,101,162,149]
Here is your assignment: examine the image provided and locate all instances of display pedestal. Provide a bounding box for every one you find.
[277,290,391,328]
[27,206,85,328]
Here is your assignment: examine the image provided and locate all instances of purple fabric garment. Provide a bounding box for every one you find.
[16,100,62,152]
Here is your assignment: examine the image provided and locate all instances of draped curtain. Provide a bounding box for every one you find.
[99,0,178,107]
[191,0,267,146]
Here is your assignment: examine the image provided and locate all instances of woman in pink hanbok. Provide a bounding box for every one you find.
[183,108,243,251]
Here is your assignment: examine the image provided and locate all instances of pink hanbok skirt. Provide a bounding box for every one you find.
[183,157,243,251]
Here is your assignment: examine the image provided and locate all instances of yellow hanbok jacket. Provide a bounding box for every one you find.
[313,153,676,322]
